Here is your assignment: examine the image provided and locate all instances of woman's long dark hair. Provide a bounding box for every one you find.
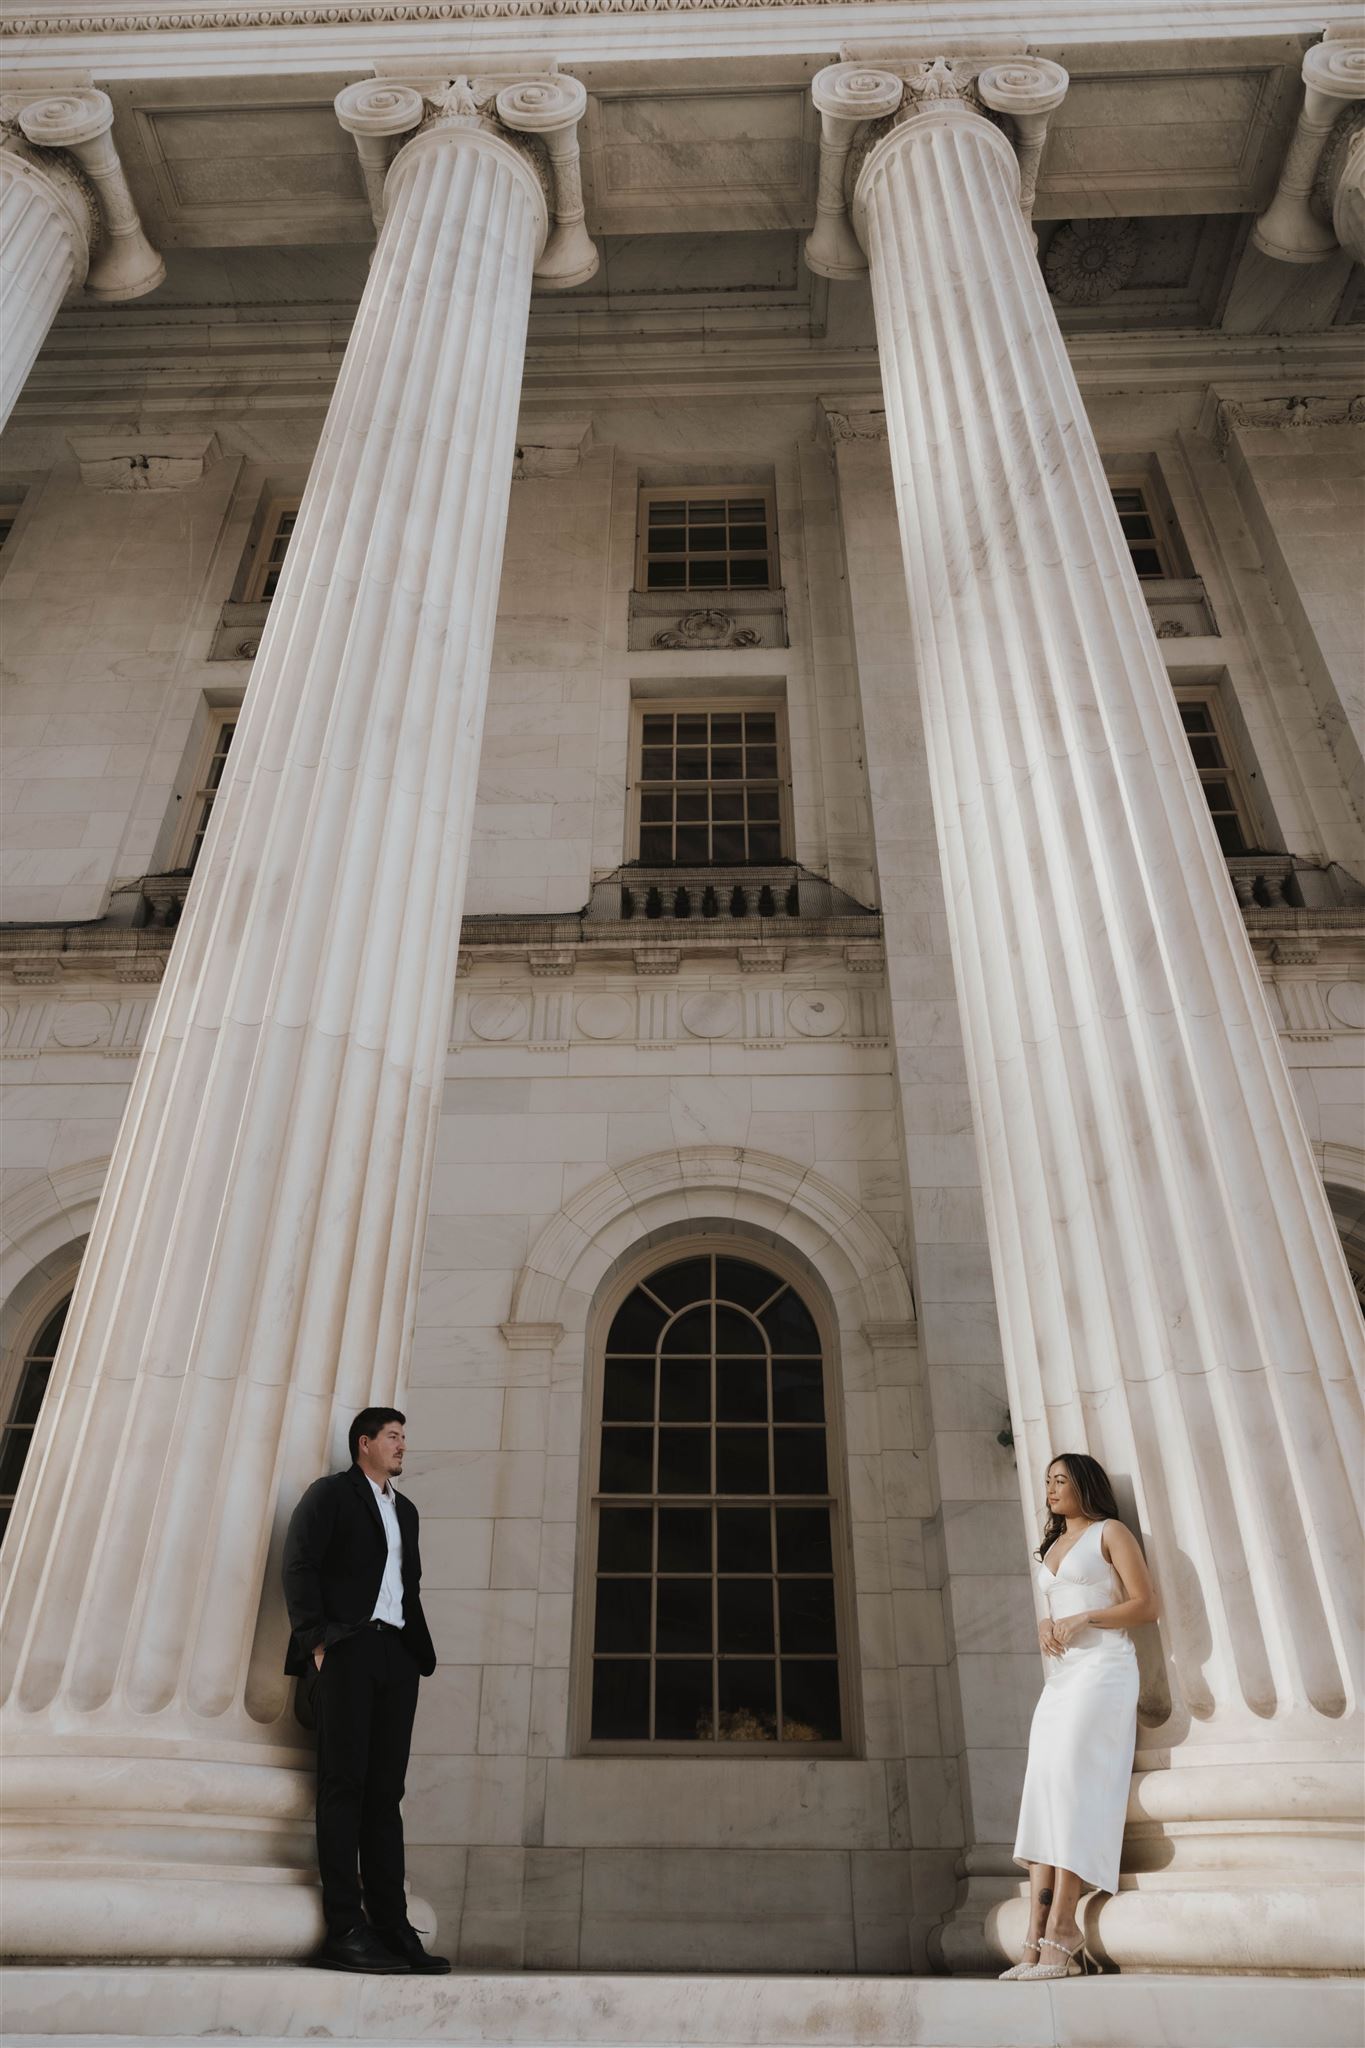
[1036,1451,1122,1561]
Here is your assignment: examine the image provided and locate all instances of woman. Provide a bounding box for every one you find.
[1002,1452,1159,1980]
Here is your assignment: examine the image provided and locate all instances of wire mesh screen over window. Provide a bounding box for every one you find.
[638,709,783,866]
[640,491,774,591]
[590,1253,842,1747]
[184,719,237,874]
[1179,700,1250,855]
[1,1296,67,1541]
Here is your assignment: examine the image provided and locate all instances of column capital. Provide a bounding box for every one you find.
[336,71,597,290]
[804,54,1067,279]
[2,86,162,300]
[1252,34,1365,263]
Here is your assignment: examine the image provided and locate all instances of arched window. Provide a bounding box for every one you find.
[585,1249,848,1752]
[1326,1185,1365,1319]
[0,1294,68,1541]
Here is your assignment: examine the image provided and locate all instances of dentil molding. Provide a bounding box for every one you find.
[6,0,968,36]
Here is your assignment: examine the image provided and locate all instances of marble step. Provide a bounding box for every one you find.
[3,1969,1360,2048]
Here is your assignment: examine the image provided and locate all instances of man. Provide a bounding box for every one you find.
[283,1406,450,1975]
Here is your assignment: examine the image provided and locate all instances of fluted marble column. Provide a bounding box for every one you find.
[0,76,593,1962]
[811,59,1363,1975]
[0,89,163,430]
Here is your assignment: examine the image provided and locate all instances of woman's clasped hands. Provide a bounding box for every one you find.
[1038,1613,1092,1657]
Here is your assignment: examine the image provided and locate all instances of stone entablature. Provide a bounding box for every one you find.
[451,960,890,1058]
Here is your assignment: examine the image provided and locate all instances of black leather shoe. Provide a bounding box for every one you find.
[374,1923,452,1974]
[315,1924,410,1973]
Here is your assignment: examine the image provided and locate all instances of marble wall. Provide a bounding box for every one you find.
[1221,420,1365,853]
[1,383,1361,1968]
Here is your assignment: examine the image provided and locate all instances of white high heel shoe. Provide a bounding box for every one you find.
[1020,1933,1097,1979]
[998,1939,1042,1980]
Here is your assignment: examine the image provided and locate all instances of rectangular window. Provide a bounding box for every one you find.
[1176,691,1255,856]
[637,488,776,593]
[1111,483,1176,580]
[241,497,300,602]
[635,705,787,866]
[172,713,238,873]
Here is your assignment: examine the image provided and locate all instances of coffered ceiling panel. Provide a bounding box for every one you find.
[105,76,374,247]
[580,87,817,235]
[1036,65,1287,217]
[133,101,370,243]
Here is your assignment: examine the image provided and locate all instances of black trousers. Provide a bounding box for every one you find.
[311,1622,420,1934]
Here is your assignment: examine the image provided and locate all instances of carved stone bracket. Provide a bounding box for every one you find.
[633,945,680,977]
[4,87,163,300]
[67,432,222,492]
[336,71,597,289]
[804,54,1067,279]
[737,944,785,974]
[822,399,888,444]
[1252,35,1365,265]
[512,416,593,480]
[1210,391,1365,456]
[528,947,575,977]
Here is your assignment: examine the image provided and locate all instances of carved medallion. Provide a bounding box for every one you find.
[652,610,761,651]
[1043,219,1140,305]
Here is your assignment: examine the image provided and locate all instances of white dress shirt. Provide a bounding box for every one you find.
[366,1473,405,1628]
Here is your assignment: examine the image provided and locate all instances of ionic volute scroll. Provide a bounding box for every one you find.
[335,70,598,290]
[1252,36,1365,267]
[1,86,163,301]
[804,54,1068,279]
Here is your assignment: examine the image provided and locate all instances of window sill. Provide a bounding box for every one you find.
[208,600,270,663]
[1141,576,1217,640]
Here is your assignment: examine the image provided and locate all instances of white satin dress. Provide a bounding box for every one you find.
[1013,1517,1138,1894]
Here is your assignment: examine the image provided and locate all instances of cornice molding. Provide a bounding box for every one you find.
[5,0,1362,40]
[4,0,921,39]
[12,320,1361,421]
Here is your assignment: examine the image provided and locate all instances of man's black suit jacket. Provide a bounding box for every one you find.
[282,1463,437,1678]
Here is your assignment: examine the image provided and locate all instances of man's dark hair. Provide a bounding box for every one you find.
[349,1406,405,1463]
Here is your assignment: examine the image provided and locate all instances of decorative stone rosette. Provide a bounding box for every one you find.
[1043,217,1141,305]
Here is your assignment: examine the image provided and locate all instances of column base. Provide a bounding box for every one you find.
[0,1750,433,1961]
[974,1759,1364,1977]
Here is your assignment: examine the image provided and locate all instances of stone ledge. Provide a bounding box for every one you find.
[3,1969,1361,2047]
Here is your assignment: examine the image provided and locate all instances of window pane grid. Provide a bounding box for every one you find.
[1111,483,1173,580]
[641,491,774,592]
[1178,696,1251,856]
[591,1253,840,1747]
[243,500,301,603]
[186,719,238,872]
[1,1298,68,1541]
[637,709,784,867]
